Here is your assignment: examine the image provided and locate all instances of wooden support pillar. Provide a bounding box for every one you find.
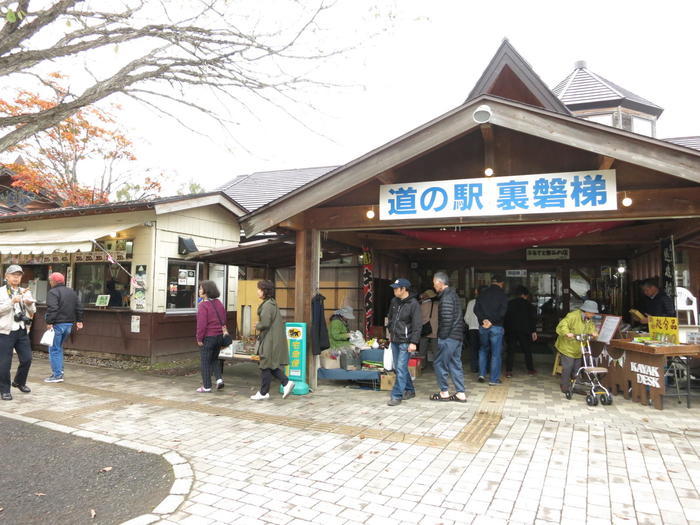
[294,229,321,391]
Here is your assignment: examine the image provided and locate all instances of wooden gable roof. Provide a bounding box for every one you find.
[466,39,570,115]
[240,94,700,237]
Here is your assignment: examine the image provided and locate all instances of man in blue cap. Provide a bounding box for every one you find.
[386,278,421,406]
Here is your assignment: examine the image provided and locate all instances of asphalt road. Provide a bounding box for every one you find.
[0,416,174,525]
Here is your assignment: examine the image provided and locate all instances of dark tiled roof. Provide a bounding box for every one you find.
[219,166,338,212]
[663,136,700,151]
[553,65,663,116]
[0,192,245,222]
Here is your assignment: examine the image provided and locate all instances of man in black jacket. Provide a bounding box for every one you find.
[475,275,508,385]
[504,286,538,377]
[386,278,422,406]
[638,278,676,325]
[432,272,466,402]
[44,272,83,383]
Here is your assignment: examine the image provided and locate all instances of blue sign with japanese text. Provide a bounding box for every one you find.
[379,170,617,220]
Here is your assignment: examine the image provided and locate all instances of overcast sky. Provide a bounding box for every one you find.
[117,0,700,191]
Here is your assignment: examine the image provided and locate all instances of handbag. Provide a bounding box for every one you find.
[210,301,233,347]
[40,328,54,346]
[420,301,434,337]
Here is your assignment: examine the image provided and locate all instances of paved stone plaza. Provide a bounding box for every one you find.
[2,355,699,525]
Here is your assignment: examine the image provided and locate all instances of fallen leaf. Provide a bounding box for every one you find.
[90,509,96,519]
[356,454,363,459]
[359,434,366,440]
[99,466,113,473]
[34,493,46,497]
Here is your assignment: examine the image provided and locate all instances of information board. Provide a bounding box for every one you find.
[596,315,622,344]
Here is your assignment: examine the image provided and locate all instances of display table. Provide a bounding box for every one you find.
[600,339,700,410]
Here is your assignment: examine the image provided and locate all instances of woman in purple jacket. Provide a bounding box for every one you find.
[195,280,227,393]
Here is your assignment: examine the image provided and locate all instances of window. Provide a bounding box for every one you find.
[74,262,132,306]
[632,116,653,137]
[166,260,203,311]
[208,264,227,307]
[585,114,613,126]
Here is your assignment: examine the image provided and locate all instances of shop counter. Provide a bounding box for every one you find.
[599,339,700,410]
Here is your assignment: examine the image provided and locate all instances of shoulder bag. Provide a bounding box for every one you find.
[211,300,233,347]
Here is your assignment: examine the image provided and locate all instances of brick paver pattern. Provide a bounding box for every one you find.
[2,356,700,525]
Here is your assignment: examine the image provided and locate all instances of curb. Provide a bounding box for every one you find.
[0,410,193,524]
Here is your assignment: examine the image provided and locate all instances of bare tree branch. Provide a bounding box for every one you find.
[0,0,344,153]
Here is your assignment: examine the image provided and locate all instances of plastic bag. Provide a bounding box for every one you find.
[383,346,393,371]
[348,330,366,348]
[40,328,54,346]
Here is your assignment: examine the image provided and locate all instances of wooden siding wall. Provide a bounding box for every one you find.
[629,247,661,283]
[153,205,240,312]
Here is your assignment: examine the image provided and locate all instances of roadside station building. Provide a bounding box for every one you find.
[0,193,244,361]
[198,41,700,387]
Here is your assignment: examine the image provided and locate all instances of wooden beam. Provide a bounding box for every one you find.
[304,187,700,232]
[488,99,700,184]
[278,212,305,231]
[309,229,320,391]
[598,155,615,170]
[375,169,401,185]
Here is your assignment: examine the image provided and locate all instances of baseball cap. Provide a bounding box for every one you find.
[5,264,23,275]
[390,278,411,289]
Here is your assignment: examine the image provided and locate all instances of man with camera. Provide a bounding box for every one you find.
[0,265,37,400]
[44,272,83,383]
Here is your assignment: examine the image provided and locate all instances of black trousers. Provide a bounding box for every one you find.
[199,335,222,389]
[505,331,535,372]
[0,328,32,393]
[468,329,480,372]
[260,368,289,396]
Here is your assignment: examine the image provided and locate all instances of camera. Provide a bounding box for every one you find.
[14,311,32,325]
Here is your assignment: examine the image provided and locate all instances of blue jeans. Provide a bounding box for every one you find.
[434,338,465,393]
[390,342,414,400]
[48,323,73,377]
[479,325,504,383]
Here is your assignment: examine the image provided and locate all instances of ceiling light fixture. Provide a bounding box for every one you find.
[484,168,494,177]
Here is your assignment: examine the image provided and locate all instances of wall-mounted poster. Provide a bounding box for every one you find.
[186,270,196,286]
[132,265,147,310]
[178,269,188,285]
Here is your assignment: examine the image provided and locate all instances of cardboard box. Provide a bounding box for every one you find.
[380,373,395,391]
[320,355,340,369]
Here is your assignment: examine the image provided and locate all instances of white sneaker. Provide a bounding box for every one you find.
[283,381,296,399]
[250,391,270,401]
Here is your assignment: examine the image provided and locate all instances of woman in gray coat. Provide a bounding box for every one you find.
[251,280,295,400]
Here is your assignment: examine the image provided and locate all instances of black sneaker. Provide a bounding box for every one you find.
[11,382,30,393]
[489,379,502,386]
[1,392,12,401]
[478,376,485,383]
[402,391,416,400]
[387,398,402,406]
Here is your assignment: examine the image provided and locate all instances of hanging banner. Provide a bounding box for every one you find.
[660,236,676,300]
[361,247,374,337]
[379,169,617,220]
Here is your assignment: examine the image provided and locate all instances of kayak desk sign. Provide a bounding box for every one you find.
[281,322,310,395]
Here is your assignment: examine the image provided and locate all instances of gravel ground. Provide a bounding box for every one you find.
[0,416,174,525]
